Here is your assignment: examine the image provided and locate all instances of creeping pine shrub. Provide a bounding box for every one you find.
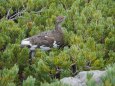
[23,76,36,86]
[40,80,70,86]
[1,44,29,68]
[0,35,5,50]
[102,64,115,86]
[0,0,114,85]
[0,64,19,86]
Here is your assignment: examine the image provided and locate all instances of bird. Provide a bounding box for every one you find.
[20,16,66,61]
[21,16,66,51]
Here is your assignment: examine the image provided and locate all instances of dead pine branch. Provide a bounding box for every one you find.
[6,8,12,19]
[9,9,26,20]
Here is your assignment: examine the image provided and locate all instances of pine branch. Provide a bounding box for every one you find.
[9,9,26,20]
[32,7,46,14]
[6,8,12,19]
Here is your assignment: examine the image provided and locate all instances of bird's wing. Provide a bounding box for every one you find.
[41,36,55,47]
[39,30,53,37]
[29,35,55,47]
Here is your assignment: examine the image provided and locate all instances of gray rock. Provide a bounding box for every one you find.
[61,70,106,86]
[61,77,82,86]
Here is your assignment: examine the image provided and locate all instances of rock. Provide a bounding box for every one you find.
[61,70,106,86]
[61,77,82,86]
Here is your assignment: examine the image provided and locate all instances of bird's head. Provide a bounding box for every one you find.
[56,16,66,24]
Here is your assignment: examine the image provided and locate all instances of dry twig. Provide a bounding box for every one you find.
[6,8,12,19]
[9,9,26,20]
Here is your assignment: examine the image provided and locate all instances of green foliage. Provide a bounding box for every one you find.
[0,64,18,86]
[0,0,114,85]
[86,73,96,86]
[23,76,36,86]
[1,44,29,68]
[41,80,70,86]
[102,64,115,86]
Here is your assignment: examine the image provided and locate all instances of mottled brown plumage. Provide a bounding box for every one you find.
[21,16,66,50]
